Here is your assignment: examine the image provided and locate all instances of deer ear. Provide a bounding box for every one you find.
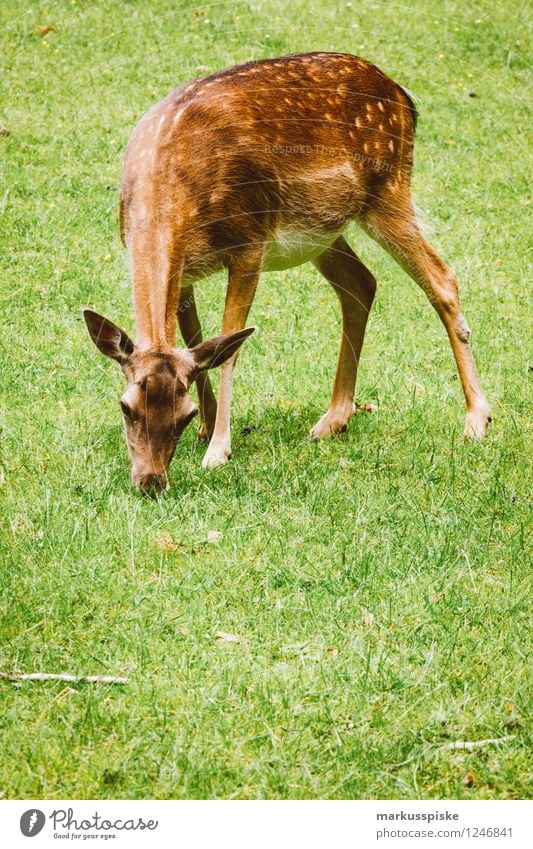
[83,309,135,364]
[189,327,255,375]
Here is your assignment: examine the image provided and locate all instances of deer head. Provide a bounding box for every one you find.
[83,309,254,494]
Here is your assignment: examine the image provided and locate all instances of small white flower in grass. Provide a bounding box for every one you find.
[207,530,223,543]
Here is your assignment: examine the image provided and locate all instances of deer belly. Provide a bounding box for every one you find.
[261,228,342,272]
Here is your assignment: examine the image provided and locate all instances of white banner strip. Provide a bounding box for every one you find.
[1,799,530,848]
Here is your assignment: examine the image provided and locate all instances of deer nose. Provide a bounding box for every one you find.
[133,473,168,496]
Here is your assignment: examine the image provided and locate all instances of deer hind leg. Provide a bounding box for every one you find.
[310,236,376,438]
[177,286,217,441]
[202,247,261,469]
[362,204,490,437]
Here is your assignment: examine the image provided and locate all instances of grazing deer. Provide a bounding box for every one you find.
[84,52,490,494]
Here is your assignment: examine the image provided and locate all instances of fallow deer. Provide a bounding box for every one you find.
[84,52,490,494]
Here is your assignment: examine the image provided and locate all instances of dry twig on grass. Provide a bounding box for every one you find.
[444,736,515,750]
[0,671,130,685]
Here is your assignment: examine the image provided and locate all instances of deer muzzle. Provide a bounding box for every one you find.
[133,472,169,496]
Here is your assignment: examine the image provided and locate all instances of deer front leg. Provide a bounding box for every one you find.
[310,237,376,438]
[177,286,217,440]
[202,248,261,469]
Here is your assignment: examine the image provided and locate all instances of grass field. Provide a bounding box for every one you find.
[0,0,531,800]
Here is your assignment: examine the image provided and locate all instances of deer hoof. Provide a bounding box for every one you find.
[310,407,354,440]
[464,409,491,440]
[196,422,212,443]
[202,441,231,469]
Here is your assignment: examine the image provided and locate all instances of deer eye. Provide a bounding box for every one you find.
[120,400,133,420]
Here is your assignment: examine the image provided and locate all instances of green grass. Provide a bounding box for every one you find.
[0,0,531,799]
